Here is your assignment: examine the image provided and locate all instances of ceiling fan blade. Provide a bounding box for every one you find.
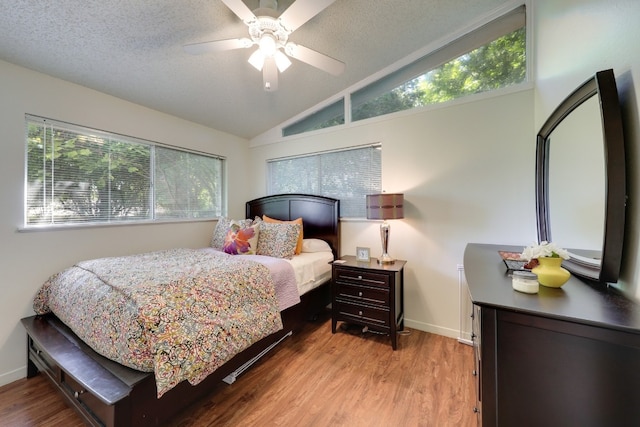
[285,43,345,75]
[262,57,278,91]
[278,0,337,32]
[184,38,251,55]
[221,0,257,24]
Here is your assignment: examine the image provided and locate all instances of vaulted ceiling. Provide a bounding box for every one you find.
[0,0,510,139]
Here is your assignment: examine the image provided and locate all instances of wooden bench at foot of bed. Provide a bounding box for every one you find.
[22,282,331,427]
[22,312,294,426]
[23,315,141,426]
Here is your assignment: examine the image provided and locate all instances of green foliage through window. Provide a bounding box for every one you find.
[353,27,526,121]
[281,6,526,136]
[25,116,224,226]
[283,98,345,137]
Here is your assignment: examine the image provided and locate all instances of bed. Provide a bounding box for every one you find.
[21,193,340,427]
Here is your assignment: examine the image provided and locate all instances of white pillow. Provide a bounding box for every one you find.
[302,238,332,253]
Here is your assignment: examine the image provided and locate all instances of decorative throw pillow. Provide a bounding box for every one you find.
[222,222,260,255]
[211,217,252,249]
[256,222,301,259]
[262,215,304,255]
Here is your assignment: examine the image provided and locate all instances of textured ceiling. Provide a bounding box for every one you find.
[0,0,510,139]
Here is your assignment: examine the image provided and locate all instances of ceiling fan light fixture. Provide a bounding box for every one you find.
[248,49,265,71]
[258,33,277,56]
[274,50,291,72]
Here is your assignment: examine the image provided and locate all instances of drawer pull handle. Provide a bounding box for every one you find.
[358,291,363,297]
[358,311,363,316]
[74,389,85,399]
[357,275,363,280]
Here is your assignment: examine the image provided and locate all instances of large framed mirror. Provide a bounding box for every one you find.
[536,69,626,283]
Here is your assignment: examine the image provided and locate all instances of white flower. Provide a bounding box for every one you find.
[520,241,570,261]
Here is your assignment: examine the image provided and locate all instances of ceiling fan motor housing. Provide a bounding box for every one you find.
[249,16,290,51]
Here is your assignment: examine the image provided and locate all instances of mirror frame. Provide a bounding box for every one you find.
[536,69,626,283]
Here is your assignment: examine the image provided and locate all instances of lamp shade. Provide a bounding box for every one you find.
[366,193,404,220]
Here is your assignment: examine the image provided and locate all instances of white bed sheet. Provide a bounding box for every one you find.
[285,251,334,296]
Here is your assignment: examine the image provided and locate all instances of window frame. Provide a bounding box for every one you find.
[23,115,226,230]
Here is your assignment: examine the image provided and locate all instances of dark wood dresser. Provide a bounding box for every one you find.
[464,243,640,426]
[331,255,406,349]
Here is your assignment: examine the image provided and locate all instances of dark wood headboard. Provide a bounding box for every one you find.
[246,194,340,259]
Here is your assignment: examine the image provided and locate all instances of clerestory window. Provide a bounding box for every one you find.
[282,5,526,136]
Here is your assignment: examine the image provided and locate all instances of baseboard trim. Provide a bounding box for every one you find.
[403,319,459,339]
[0,365,26,387]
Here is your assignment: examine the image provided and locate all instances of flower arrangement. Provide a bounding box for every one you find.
[520,241,571,287]
[520,241,570,262]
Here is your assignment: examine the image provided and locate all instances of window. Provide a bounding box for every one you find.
[280,5,526,136]
[351,25,526,121]
[25,115,224,227]
[283,98,345,137]
[267,145,381,218]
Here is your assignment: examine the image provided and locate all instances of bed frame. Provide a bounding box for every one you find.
[21,194,339,427]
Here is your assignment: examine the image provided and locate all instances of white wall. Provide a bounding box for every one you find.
[0,60,250,386]
[249,88,536,336]
[533,0,640,300]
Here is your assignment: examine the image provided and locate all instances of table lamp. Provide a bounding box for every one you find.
[366,193,404,264]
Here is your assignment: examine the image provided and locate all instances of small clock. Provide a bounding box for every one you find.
[356,247,370,262]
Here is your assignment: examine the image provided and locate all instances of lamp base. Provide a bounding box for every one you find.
[377,253,396,265]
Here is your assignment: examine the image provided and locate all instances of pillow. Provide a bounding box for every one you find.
[222,222,260,255]
[262,215,304,255]
[302,238,332,253]
[256,222,301,259]
[211,217,252,249]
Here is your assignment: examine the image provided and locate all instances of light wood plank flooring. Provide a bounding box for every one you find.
[0,311,476,426]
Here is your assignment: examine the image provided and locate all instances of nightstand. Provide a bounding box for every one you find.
[331,255,406,350]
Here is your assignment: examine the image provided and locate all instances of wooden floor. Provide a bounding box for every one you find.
[0,311,476,427]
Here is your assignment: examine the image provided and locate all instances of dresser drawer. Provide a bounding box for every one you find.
[335,282,389,306]
[61,372,117,426]
[28,335,60,380]
[334,267,390,287]
[335,299,390,328]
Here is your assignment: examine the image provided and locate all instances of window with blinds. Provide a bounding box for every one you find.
[267,144,381,218]
[25,115,225,227]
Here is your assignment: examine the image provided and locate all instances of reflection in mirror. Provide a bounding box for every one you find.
[548,96,605,261]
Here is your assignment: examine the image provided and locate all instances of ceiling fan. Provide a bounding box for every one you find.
[184,0,345,91]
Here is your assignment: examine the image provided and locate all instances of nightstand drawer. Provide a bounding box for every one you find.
[334,268,390,287]
[335,282,389,306]
[335,299,389,327]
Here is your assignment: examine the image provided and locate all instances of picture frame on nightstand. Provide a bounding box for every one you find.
[356,246,370,262]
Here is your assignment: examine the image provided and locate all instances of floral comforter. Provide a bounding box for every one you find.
[33,248,288,397]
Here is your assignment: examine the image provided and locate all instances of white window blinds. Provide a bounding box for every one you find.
[267,144,381,217]
[25,115,224,226]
